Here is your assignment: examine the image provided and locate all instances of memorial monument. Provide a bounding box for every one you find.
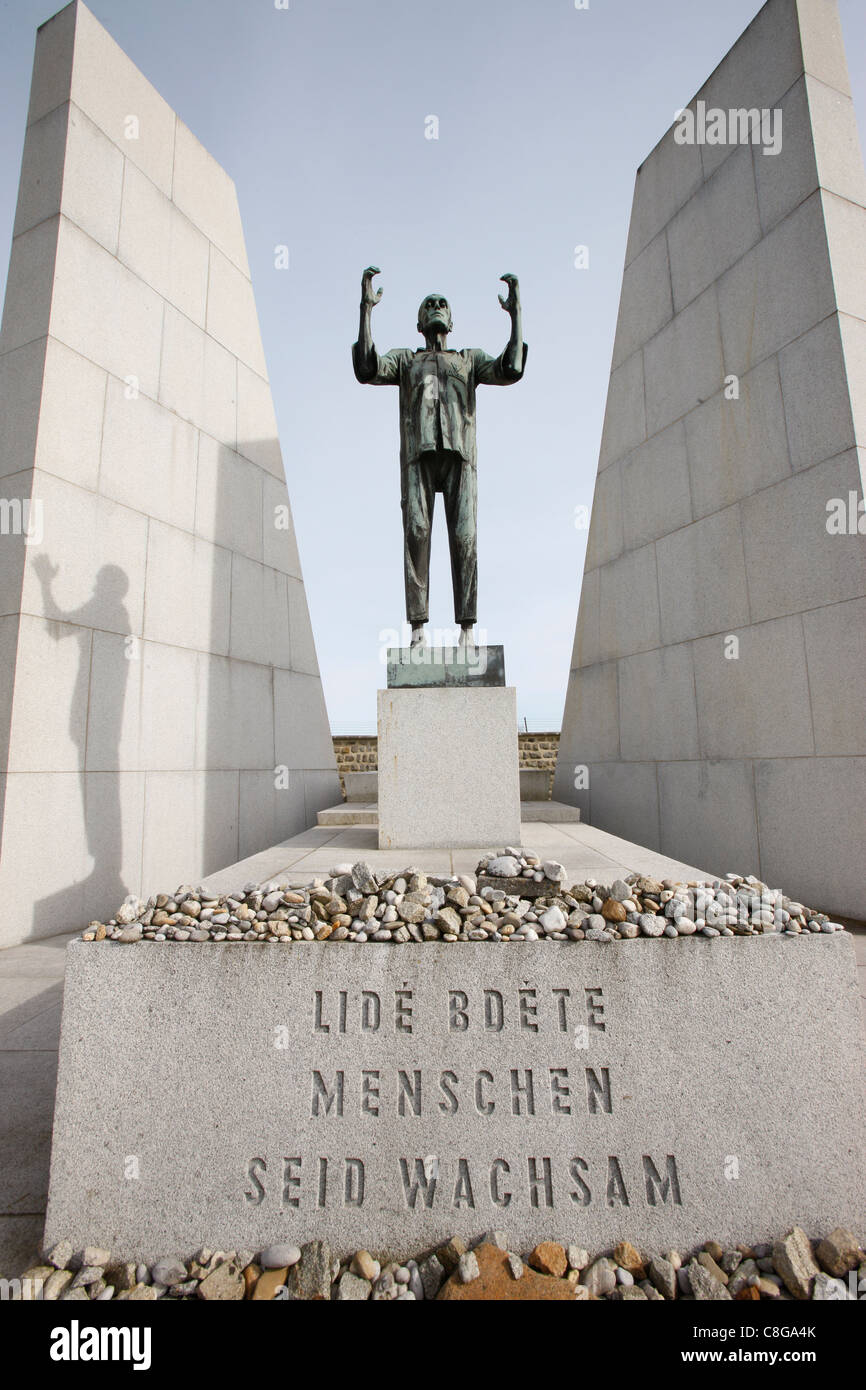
[0,0,860,1298]
[352,268,527,848]
[352,267,526,648]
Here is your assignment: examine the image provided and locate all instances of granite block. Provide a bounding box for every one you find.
[43,935,866,1260]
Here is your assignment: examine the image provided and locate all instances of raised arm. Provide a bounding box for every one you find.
[498,273,524,376]
[354,265,383,380]
[33,555,62,621]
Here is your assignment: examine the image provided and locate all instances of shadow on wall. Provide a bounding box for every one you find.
[29,558,131,938]
[198,434,328,880]
[0,425,334,945]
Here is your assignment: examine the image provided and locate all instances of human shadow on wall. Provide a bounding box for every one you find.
[29,558,131,938]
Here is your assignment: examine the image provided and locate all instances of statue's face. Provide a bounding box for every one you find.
[417,294,452,336]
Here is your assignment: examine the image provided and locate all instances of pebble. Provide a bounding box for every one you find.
[528,1242,567,1278]
[46,1240,73,1270]
[419,1254,445,1298]
[650,1256,678,1300]
[688,1261,731,1300]
[538,905,566,934]
[151,1259,187,1287]
[77,861,844,955]
[813,1272,853,1300]
[486,856,520,877]
[406,1260,424,1301]
[582,1257,617,1297]
[43,1269,74,1300]
[12,1223,861,1305]
[82,1246,111,1267]
[198,1261,245,1300]
[815,1227,862,1277]
[259,1244,301,1270]
[337,1272,371,1301]
[773,1226,819,1299]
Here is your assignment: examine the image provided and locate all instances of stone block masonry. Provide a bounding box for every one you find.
[0,2,339,947]
[555,0,866,919]
[333,732,559,798]
[43,933,866,1260]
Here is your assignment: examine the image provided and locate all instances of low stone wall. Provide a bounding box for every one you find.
[519,733,559,779]
[333,733,559,798]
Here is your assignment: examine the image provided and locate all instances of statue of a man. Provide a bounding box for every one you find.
[353,268,527,648]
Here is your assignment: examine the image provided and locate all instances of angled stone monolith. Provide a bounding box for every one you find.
[0,2,339,947]
[555,0,866,918]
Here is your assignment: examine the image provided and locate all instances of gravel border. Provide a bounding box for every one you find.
[79,851,846,946]
[11,1225,863,1301]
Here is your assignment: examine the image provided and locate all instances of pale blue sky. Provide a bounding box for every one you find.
[2,0,865,732]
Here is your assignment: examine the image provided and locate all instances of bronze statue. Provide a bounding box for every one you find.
[353,268,527,648]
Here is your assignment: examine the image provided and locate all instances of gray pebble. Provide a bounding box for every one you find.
[259,1244,301,1269]
[150,1259,187,1287]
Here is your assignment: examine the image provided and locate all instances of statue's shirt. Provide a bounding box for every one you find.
[352,344,527,468]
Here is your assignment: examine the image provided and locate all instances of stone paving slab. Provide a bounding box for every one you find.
[196,819,715,895]
[317,800,582,828]
[0,932,71,1274]
[0,975,63,1049]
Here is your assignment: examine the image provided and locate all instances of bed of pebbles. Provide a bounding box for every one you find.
[12,1226,863,1301]
[79,850,846,945]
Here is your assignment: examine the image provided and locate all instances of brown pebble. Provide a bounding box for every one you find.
[614,1241,646,1277]
[437,1236,467,1275]
[251,1267,288,1300]
[528,1242,567,1278]
[439,1244,576,1301]
[600,898,627,923]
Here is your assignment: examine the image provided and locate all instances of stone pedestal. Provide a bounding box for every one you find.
[386,645,505,688]
[377,686,520,849]
[44,935,866,1261]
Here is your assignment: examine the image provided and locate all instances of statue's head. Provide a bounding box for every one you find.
[417,293,453,339]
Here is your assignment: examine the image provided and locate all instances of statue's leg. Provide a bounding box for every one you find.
[403,455,435,632]
[442,454,477,628]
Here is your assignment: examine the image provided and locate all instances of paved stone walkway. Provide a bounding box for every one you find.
[1,818,863,1276]
[197,818,714,895]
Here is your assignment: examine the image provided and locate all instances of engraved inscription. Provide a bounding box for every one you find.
[240,976,688,1220]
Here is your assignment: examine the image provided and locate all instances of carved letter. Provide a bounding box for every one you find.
[643,1154,683,1207]
[245,1157,266,1205]
[311,1071,344,1116]
[399,1157,438,1209]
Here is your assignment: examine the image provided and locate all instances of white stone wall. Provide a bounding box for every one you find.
[0,1,339,947]
[555,0,866,918]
